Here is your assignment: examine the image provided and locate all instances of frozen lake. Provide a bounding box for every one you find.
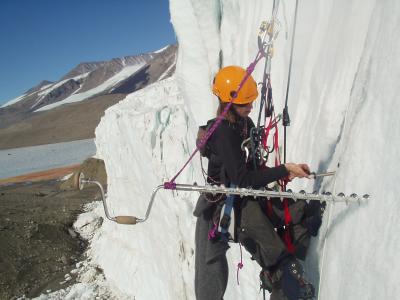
[0,139,96,179]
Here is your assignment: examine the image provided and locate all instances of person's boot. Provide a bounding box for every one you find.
[270,288,289,300]
[273,257,315,300]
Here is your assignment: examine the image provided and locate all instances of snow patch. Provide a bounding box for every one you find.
[61,173,74,181]
[1,93,28,108]
[158,57,176,81]
[153,45,170,54]
[35,64,145,112]
[30,73,91,110]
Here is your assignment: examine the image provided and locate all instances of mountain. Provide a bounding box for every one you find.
[0,45,177,149]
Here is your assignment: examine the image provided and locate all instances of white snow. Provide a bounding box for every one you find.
[1,93,29,108]
[35,63,146,112]
[61,172,74,181]
[37,73,89,98]
[158,55,176,81]
[38,83,53,91]
[94,76,199,298]
[30,73,91,109]
[1,74,86,109]
[169,0,221,125]
[36,0,400,299]
[153,45,170,54]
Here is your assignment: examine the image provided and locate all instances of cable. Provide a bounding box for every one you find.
[283,0,299,163]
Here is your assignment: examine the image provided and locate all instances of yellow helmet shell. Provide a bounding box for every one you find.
[212,65,258,104]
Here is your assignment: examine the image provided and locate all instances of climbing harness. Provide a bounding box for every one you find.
[219,184,237,241]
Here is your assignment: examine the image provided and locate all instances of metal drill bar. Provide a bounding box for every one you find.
[172,184,367,203]
[81,179,116,222]
[136,185,164,224]
[310,171,336,179]
[134,183,369,224]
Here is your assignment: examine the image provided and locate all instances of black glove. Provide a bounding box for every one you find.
[303,200,326,236]
[304,215,322,236]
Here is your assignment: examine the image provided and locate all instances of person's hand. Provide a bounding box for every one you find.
[284,163,310,180]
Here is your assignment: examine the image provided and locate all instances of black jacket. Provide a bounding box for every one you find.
[203,117,288,189]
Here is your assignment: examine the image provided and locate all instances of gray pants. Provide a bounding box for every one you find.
[195,212,229,300]
[194,195,229,300]
[238,199,287,268]
[239,199,310,300]
[194,196,309,300]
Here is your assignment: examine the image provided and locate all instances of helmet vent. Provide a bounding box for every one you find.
[230,91,238,99]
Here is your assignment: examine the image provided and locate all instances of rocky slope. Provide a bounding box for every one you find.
[0,158,107,299]
[0,45,177,149]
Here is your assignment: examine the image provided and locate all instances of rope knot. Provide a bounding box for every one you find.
[163,181,176,190]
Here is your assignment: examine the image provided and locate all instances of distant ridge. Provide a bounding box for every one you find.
[0,45,177,149]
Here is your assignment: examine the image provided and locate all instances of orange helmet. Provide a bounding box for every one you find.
[212,65,258,104]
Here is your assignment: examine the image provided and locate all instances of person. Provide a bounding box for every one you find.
[194,66,318,300]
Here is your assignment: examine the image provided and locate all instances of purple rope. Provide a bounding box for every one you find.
[163,181,176,190]
[164,51,264,189]
[236,242,244,285]
[208,223,218,240]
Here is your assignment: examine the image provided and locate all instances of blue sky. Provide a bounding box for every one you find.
[0,0,176,105]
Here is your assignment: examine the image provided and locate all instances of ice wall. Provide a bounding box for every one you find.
[171,1,400,298]
[169,0,221,126]
[94,77,199,299]
[93,0,400,299]
[315,1,400,299]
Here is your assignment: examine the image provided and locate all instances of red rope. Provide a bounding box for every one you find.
[283,199,295,253]
[262,104,295,253]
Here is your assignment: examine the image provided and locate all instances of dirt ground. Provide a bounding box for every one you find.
[0,159,106,299]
